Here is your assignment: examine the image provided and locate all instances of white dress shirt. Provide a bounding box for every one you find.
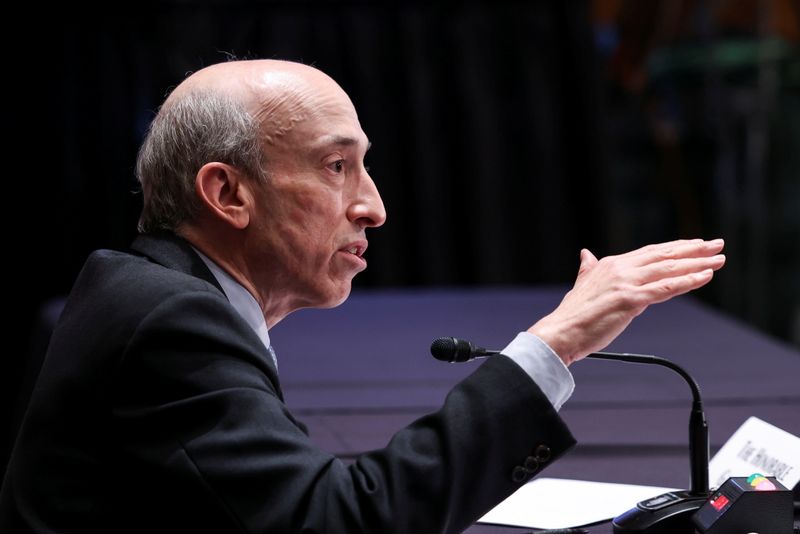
[501,332,575,411]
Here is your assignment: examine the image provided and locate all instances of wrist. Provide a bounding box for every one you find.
[527,318,575,366]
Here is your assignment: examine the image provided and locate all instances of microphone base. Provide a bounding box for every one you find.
[612,490,708,534]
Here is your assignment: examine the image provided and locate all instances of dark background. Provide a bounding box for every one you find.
[4,0,799,478]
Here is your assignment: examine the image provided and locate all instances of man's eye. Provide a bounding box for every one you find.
[328,160,344,173]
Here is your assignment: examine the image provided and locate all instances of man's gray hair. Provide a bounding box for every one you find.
[136,90,266,233]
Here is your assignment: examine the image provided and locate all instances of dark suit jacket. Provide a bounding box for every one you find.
[1,232,575,533]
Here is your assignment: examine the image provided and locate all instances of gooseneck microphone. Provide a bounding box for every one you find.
[587,351,709,498]
[430,337,711,533]
[584,352,710,534]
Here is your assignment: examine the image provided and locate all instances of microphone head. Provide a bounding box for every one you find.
[430,337,474,363]
[430,337,457,362]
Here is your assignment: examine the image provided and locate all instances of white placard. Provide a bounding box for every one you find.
[709,416,800,490]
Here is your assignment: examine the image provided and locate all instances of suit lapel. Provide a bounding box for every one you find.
[128,232,285,401]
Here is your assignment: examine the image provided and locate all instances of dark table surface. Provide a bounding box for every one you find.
[270,288,800,533]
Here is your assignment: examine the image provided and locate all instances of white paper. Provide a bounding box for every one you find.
[478,478,676,529]
[708,416,800,490]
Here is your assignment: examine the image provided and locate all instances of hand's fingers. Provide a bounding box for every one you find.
[635,268,716,306]
[624,238,725,267]
[632,254,726,285]
[606,239,703,263]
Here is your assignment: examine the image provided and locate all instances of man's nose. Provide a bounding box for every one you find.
[348,171,386,228]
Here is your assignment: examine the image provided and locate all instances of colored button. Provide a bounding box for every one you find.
[710,494,730,511]
[754,479,776,491]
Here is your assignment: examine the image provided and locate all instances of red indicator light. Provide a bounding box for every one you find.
[710,495,730,511]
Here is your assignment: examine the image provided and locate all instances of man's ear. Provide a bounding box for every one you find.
[194,162,252,230]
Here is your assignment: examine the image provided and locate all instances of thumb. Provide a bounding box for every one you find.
[577,248,599,277]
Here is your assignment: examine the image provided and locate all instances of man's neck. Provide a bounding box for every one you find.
[177,225,293,328]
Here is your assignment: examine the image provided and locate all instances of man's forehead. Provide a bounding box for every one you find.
[252,77,365,151]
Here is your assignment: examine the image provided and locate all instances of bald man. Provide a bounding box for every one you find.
[0,60,725,533]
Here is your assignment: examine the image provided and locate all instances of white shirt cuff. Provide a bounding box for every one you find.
[501,332,575,411]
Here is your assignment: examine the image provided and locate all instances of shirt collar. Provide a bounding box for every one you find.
[191,247,271,350]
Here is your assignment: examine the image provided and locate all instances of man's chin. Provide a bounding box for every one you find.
[328,285,352,308]
[311,281,352,310]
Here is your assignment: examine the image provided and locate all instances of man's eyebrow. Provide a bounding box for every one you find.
[315,136,372,151]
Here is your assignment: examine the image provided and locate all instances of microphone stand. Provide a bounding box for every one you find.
[429,338,711,533]
[586,352,710,534]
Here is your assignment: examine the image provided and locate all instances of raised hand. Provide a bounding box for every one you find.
[529,239,726,366]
